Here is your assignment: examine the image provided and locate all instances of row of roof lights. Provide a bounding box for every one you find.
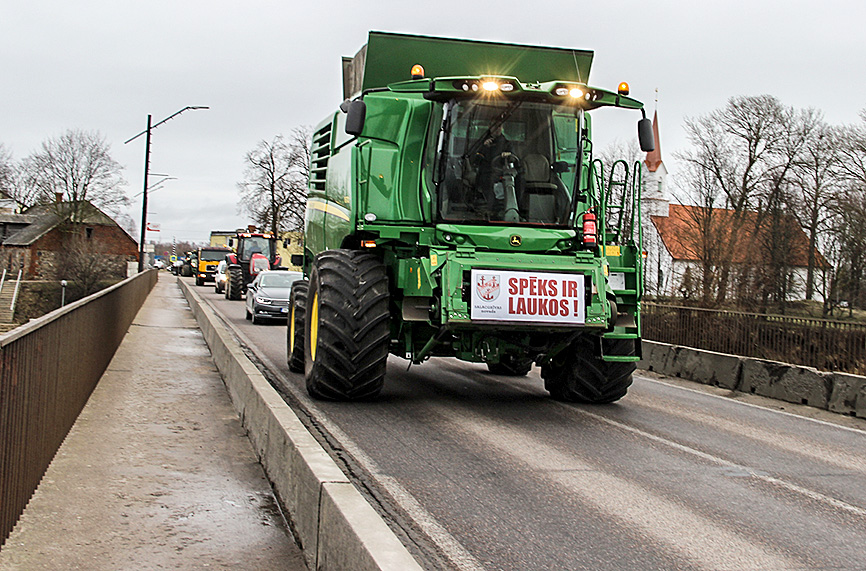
[411,64,631,100]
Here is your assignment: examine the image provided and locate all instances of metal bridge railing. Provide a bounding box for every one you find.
[642,302,866,375]
[0,270,157,547]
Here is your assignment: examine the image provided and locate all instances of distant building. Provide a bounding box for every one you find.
[0,200,138,279]
[0,190,20,214]
[640,111,828,302]
[209,230,236,248]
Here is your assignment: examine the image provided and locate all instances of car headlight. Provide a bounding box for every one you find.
[257,297,273,305]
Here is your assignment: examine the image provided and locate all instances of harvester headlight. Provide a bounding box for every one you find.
[411,64,425,79]
[569,88,583,98]
[482,81,499,92]
[554,87,569,96]
[500,83,514,92]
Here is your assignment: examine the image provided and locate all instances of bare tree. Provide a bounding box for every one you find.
[238,127,310,235]
[833,110,866,310]
[55,232,129,296]
[0,144,14,199]
[674,96,818,306]
[790,119,840,301]
[15,129,128,217]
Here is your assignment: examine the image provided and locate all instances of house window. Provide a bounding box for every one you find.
[85,227,94,239]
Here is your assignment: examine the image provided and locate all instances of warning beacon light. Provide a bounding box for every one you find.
[618,82,630,96]
[411,64,425,79]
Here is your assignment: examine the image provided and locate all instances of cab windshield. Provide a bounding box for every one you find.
[239,237,271,260]
[436,99,581,226]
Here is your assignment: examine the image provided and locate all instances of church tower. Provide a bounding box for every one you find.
[640,106,671,296]
[641,109,669,217]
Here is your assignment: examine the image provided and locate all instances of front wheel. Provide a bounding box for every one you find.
[542,336,635,404]
[304,250,390,400]
[287,281,308,373]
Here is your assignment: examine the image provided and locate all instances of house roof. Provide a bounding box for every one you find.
[650,204,830,269]
[2,201,125,246]
[0,213,35,225]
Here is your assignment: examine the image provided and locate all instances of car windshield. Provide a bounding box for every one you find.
[436,99,580,226]
[259,272,301,288]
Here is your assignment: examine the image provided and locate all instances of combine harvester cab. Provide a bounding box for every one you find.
[289,32,655,402]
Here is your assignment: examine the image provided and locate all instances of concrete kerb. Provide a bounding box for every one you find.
[177,278,423,571]
[640,339,866,418]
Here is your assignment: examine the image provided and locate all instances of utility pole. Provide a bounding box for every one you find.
[138,115,152,273]
[125,106,209,272]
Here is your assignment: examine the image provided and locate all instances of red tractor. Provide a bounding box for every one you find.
[224,228,281,300]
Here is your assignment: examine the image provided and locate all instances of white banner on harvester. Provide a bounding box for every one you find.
[470,269,585,324]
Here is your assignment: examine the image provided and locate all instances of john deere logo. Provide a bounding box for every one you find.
[509,235,522,247]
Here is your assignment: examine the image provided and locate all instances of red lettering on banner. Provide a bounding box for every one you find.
[516,297,526,314]
[508,277,518,295]
[573,299,580,316]
[560,299,569,315]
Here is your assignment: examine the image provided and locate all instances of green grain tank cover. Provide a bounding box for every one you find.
[342,32,594,99]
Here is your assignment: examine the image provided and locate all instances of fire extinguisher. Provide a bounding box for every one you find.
[582,210,597,250]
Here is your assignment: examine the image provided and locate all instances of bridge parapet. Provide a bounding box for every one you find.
[0,269,157,547]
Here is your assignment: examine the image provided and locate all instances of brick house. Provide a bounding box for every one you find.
[0,200,138,279]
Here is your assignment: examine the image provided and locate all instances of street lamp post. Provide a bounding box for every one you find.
[125,106,209,272]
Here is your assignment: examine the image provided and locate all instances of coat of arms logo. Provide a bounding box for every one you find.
[475,274,500,302]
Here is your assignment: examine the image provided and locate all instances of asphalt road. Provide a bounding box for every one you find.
[193,278,866,571]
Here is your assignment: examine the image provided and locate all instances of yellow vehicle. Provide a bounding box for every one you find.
[195,246,231,286]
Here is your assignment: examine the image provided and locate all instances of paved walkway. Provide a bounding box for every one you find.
[0,274,307,570]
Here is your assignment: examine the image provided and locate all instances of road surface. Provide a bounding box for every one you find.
[195,279,866,570]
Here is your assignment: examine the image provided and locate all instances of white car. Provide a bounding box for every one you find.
[214,260,228,294]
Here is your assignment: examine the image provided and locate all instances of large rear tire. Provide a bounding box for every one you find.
[542,336,635,404]
[304,250,390,401]
[227,266,244,300]
[287,281,308,373]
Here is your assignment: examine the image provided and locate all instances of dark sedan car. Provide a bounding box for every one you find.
[245,270,304,324]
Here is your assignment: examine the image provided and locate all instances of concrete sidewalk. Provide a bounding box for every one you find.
[0,274,307,570]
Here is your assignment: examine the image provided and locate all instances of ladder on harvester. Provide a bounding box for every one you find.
[591,159,643,362]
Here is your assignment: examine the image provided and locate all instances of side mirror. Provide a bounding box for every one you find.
[638,118,655,152]
[345,100,367,136]
[553,161,570,174]
[290,253,304,267]
[228,238,234,248]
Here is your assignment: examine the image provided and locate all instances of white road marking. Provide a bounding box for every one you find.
[575,406,866,519]
[442,407,809,571]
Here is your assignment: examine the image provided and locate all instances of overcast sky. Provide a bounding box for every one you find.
[3,0,865,244]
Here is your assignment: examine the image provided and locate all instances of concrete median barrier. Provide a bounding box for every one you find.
[178,278,422,571]
[640,340,866,418]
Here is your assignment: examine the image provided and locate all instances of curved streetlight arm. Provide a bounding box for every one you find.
[124,106,210,144]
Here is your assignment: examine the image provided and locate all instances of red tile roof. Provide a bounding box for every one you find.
[650,204,829,269]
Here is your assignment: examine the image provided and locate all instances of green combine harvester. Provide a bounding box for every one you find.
[288,32,654,402]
